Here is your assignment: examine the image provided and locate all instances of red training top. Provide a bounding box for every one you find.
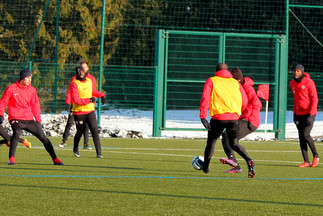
[0,79,41,122]
[65,73,97,104]
[290,73,318,116]
[200,69,248,120]
[240,77,262,128]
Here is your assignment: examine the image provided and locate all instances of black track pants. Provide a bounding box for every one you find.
[62,112,89,144]
[73,111,101,155]
[221,120,256,168]
[294,114,319,163]
[204,119,252,170]
[10,120,57,159]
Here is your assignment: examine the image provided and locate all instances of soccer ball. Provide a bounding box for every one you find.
[192,156,204,170]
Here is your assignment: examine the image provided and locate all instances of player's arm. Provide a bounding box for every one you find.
[200,78,212,119]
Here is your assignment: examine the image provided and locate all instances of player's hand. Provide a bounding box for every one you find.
[101,96,106,105]
[247,121,252,130]
[66,104,71,112]
[90,97,95,103]
[0,116,4,124]
[201,119,211,131]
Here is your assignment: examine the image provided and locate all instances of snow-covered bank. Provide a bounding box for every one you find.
[2,110,323,140]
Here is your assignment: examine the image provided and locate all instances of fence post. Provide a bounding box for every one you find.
[97,0,107,126]
[153,30,166,137]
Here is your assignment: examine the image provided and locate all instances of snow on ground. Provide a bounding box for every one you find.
[43,109,323,141]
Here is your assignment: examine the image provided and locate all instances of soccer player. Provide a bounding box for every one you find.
[60,61,92,150]
[220,68,262,173]
[70,65,106,158]
[290,64,319,168]
[199,63,256,178]
[0,69,64,165]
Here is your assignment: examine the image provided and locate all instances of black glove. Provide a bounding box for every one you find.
[90,97,96,103]
[201,119,211,131]
[0,116,4,124]
[66,104,71,112]
[101,96,106,105]
[247,121,252,130]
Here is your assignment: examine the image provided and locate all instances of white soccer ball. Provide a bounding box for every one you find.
[192,156,204,170]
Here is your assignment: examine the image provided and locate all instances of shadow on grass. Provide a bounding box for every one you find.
[0,182,322,208]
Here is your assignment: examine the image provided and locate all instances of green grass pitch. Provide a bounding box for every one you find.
[0,137,322,215]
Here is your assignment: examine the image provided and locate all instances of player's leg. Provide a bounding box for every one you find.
[83,123,91,149]
[227,121,252,161]
[23,121,58,159]
[227,120,255,178]
[220,131,239,171]
[303,115,319,167]
[238,120,257,139]
[60,113,74,147]
[85,111,102,158]
[0,124,30,147]
[303,115,319,157]
[8,120,23,164]
[294,114,310,166]
[203,119,224,173]
[0,124,12,142]
[73,114,86,157]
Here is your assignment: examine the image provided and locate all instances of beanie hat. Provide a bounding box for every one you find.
[20,69,32,80]
[292,64,304,74]
[231,68,243,81]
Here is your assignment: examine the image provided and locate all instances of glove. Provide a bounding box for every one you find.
[201,119,211,131]
[247,121,252,130]
[0,116,4,124]
[101,96,106,105]
[66,104,71,112]
[90,97,96,103]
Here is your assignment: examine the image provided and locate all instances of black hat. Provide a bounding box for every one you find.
[20,69,32,80]
[231,68,243,81]
[292,64,304,74]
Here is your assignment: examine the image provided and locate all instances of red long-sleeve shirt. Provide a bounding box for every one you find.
[200,69,248,120]
[240,77,262,128]
[0,80,42,122]
[290,73,318,116]
[70,77,105,115]
[65,73,97,104]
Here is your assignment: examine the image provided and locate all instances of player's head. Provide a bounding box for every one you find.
[75,66,86,81]
[231,68,244,84]
[216,63,228,72]
[19,68,32,86]
[292,64,304,81]
[80,61,89,78]
[80,61,89,74]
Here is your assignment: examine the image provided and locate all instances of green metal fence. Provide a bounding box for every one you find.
[0,1,322,139]
[0,61,156,112]
[153,30,288,139]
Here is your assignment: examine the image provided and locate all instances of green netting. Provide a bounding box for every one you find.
[287,3,323,110]
[0,1,322,113]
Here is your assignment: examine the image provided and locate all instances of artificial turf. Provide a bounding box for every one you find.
[0,137,321,215]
